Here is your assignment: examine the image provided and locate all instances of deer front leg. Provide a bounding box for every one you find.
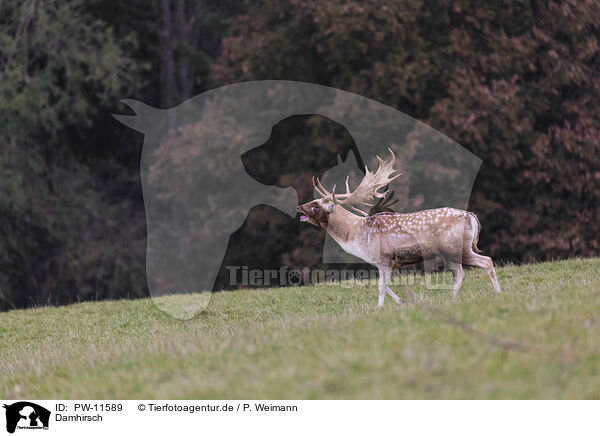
[377,266,402,307]
[377,267,387,307]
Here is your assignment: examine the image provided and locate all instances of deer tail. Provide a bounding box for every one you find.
[468,212,482,253]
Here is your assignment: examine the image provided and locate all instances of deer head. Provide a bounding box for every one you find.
[297,148,401,227]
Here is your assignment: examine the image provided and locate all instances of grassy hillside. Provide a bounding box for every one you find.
[1,258,600,399]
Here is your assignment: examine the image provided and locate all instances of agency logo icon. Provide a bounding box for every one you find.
[3,402,50,434]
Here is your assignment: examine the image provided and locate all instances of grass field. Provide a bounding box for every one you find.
[1,258,600,399]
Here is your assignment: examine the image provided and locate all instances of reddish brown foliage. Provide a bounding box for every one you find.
[214,0,600,263]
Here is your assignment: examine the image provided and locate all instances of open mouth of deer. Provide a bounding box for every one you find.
[298,212,309,222]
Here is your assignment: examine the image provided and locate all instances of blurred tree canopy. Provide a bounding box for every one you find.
[0,0,146,308]
[214,0,600,262]
[0,0,599,309]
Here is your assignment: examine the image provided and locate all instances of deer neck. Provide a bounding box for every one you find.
[325,206,368,257]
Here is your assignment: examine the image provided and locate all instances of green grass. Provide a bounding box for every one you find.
[2,258,600,399]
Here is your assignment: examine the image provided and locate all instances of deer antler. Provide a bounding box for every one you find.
[336,148,400,205]
[368,190,399,216]
[312,148,401,213]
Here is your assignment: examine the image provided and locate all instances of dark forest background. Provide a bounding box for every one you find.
[1,0,599,309]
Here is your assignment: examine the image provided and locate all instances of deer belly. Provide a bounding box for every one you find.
[390,246,427,266]
[385,233,435,266]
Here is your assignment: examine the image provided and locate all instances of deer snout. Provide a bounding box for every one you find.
[297,204,312,223]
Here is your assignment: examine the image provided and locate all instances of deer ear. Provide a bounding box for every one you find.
[324,203,336,213]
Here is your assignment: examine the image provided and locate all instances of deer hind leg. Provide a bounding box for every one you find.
[377,266,402,307]
[447,261,465,297]
[464,252,501,294]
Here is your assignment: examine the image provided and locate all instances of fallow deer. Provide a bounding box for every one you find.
[297,148,501,306]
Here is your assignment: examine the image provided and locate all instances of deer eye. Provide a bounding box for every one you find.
[312,205,318,211]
